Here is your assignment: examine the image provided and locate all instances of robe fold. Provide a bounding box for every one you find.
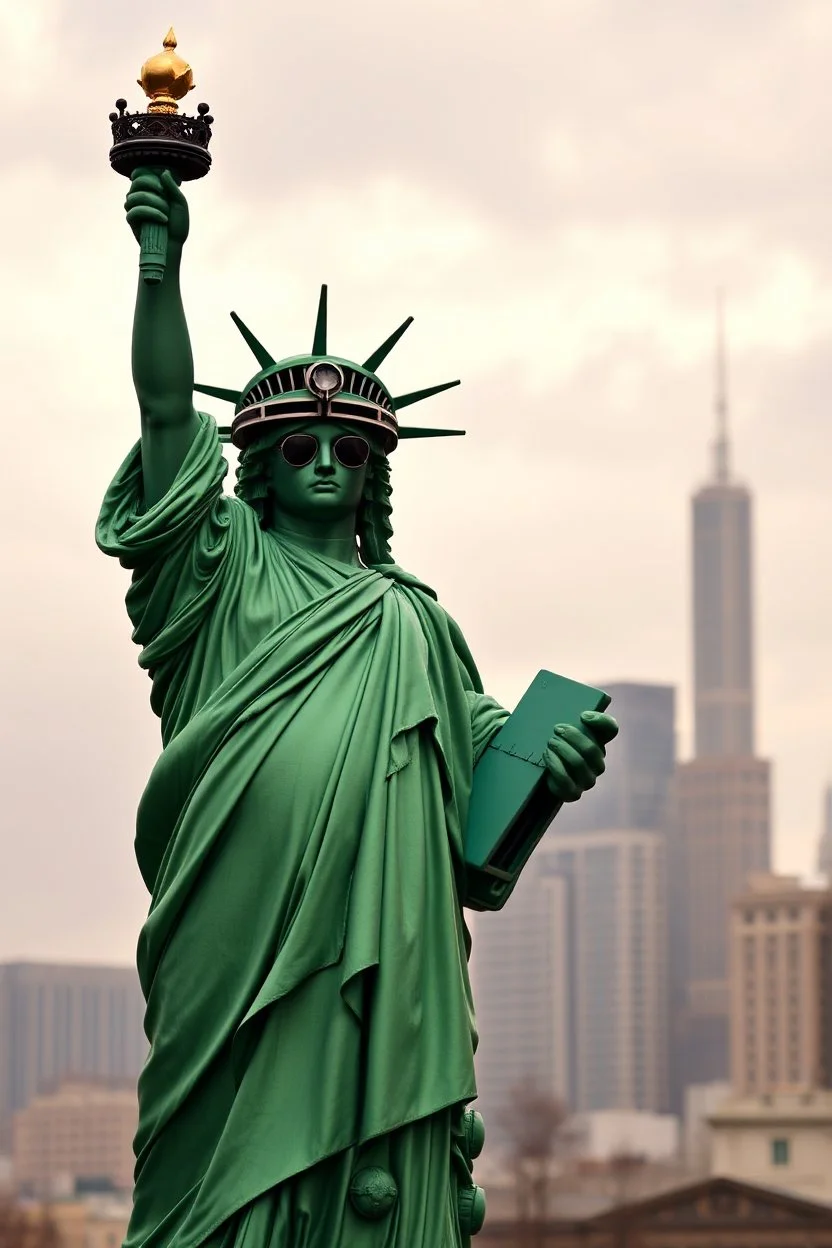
[96,413,507,1248]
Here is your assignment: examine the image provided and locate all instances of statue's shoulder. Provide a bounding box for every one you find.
[373,562,439,602]
[379,565,472,647]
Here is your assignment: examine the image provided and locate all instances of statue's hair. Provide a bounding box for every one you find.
[234,427,395,566]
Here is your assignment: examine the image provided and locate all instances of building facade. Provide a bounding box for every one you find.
[0,963,146,1149]
[682,1081,730,1171]
[729,874,832,1095]
[544,829,667,1113]
[669,758,770,1093]
[19,1196,132,1248]
[709,1091,832,1204]
[691,481,755,759]
[473,863,571,1136]
[478,1176,832,1248]
[12,1079,137,1196]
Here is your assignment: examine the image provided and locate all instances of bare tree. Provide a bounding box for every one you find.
[497,1076,573,1224]
[0,1200,27,1248]
[0,1201,61,1248]
[607,1146,648,1207]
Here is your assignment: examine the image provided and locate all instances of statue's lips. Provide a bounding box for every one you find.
[310,481,339,492]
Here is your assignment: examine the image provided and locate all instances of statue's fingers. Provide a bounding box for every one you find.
[551,723,606,775]
[124,190,169,215]
[581,710,619,747]
[160,169,187,203]
[545,740,596,793]
[129,168,165,193]
[126,205,168,231]
[544,753,583,802]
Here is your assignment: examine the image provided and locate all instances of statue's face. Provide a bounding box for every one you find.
[266,420,371,524]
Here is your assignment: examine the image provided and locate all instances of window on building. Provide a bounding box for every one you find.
[771,1137,790,1166]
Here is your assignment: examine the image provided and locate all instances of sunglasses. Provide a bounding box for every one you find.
[279,432,371,469]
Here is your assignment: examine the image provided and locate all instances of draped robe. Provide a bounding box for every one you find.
[96,414,507,1248]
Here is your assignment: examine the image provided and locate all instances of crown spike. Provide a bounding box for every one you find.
[194,383,242,404]
[393,379,460,410]
[312,285,328,356]
[363,316,414,373]
[398,427,465,439]
[230,311,275,369]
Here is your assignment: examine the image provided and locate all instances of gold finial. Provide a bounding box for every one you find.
[138,27,195,115]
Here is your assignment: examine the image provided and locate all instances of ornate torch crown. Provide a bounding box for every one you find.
[196,286,465,453]
[109,28,213,184]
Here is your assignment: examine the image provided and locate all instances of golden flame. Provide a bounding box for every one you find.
[138,28,195,115]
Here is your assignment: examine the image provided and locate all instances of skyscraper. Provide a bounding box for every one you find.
[669,301,772,1106]
[692,305,755,758]
[473,683,676,1140]
[544,828,668,1112]
[0,962,147,1149]
[473,864,571,1138]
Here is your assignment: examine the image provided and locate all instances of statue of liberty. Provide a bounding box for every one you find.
[96,163,618,1248]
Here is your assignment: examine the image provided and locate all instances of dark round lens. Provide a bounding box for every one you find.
[280,434,318,467]
[333,436,371,468]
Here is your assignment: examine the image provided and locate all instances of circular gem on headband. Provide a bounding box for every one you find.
[306,361,344,400]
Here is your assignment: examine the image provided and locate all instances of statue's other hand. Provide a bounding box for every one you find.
[125,167,190,248]
[543,711,619,803]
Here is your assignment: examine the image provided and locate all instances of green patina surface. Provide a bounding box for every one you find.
[99,168,616,1248]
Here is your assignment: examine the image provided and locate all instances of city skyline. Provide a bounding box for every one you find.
[2,1,832,965]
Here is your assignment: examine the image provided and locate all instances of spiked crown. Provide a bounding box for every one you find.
[195,285,464,453]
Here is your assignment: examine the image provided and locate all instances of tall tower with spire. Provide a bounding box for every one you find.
[692,294,756,757]
[667,299,771,1107]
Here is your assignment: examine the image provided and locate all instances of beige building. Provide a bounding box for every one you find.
[682,1081,730,1170]
[19,1197,131,1248]
[709,1090,832,1203]
[13,1080,137,1196]
[704,876,832,1202]
[729,873,832,1095]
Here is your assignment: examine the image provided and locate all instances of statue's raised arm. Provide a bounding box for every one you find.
[125,167,200,506]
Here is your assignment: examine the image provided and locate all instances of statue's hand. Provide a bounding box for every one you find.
[543,711,619,803]
[125,167,190,249]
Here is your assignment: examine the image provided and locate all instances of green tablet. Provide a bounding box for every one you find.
[464,670,611,912]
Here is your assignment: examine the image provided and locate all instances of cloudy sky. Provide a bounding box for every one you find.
[0,0,830,964]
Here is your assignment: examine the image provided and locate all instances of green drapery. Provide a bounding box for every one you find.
[96,414,506,1248]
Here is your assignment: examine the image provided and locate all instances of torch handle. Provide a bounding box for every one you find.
[139,219,167,285]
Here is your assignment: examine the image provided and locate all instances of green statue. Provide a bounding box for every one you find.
[96,166,618,1248]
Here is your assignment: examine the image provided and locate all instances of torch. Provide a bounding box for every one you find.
[109,29,213,285]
